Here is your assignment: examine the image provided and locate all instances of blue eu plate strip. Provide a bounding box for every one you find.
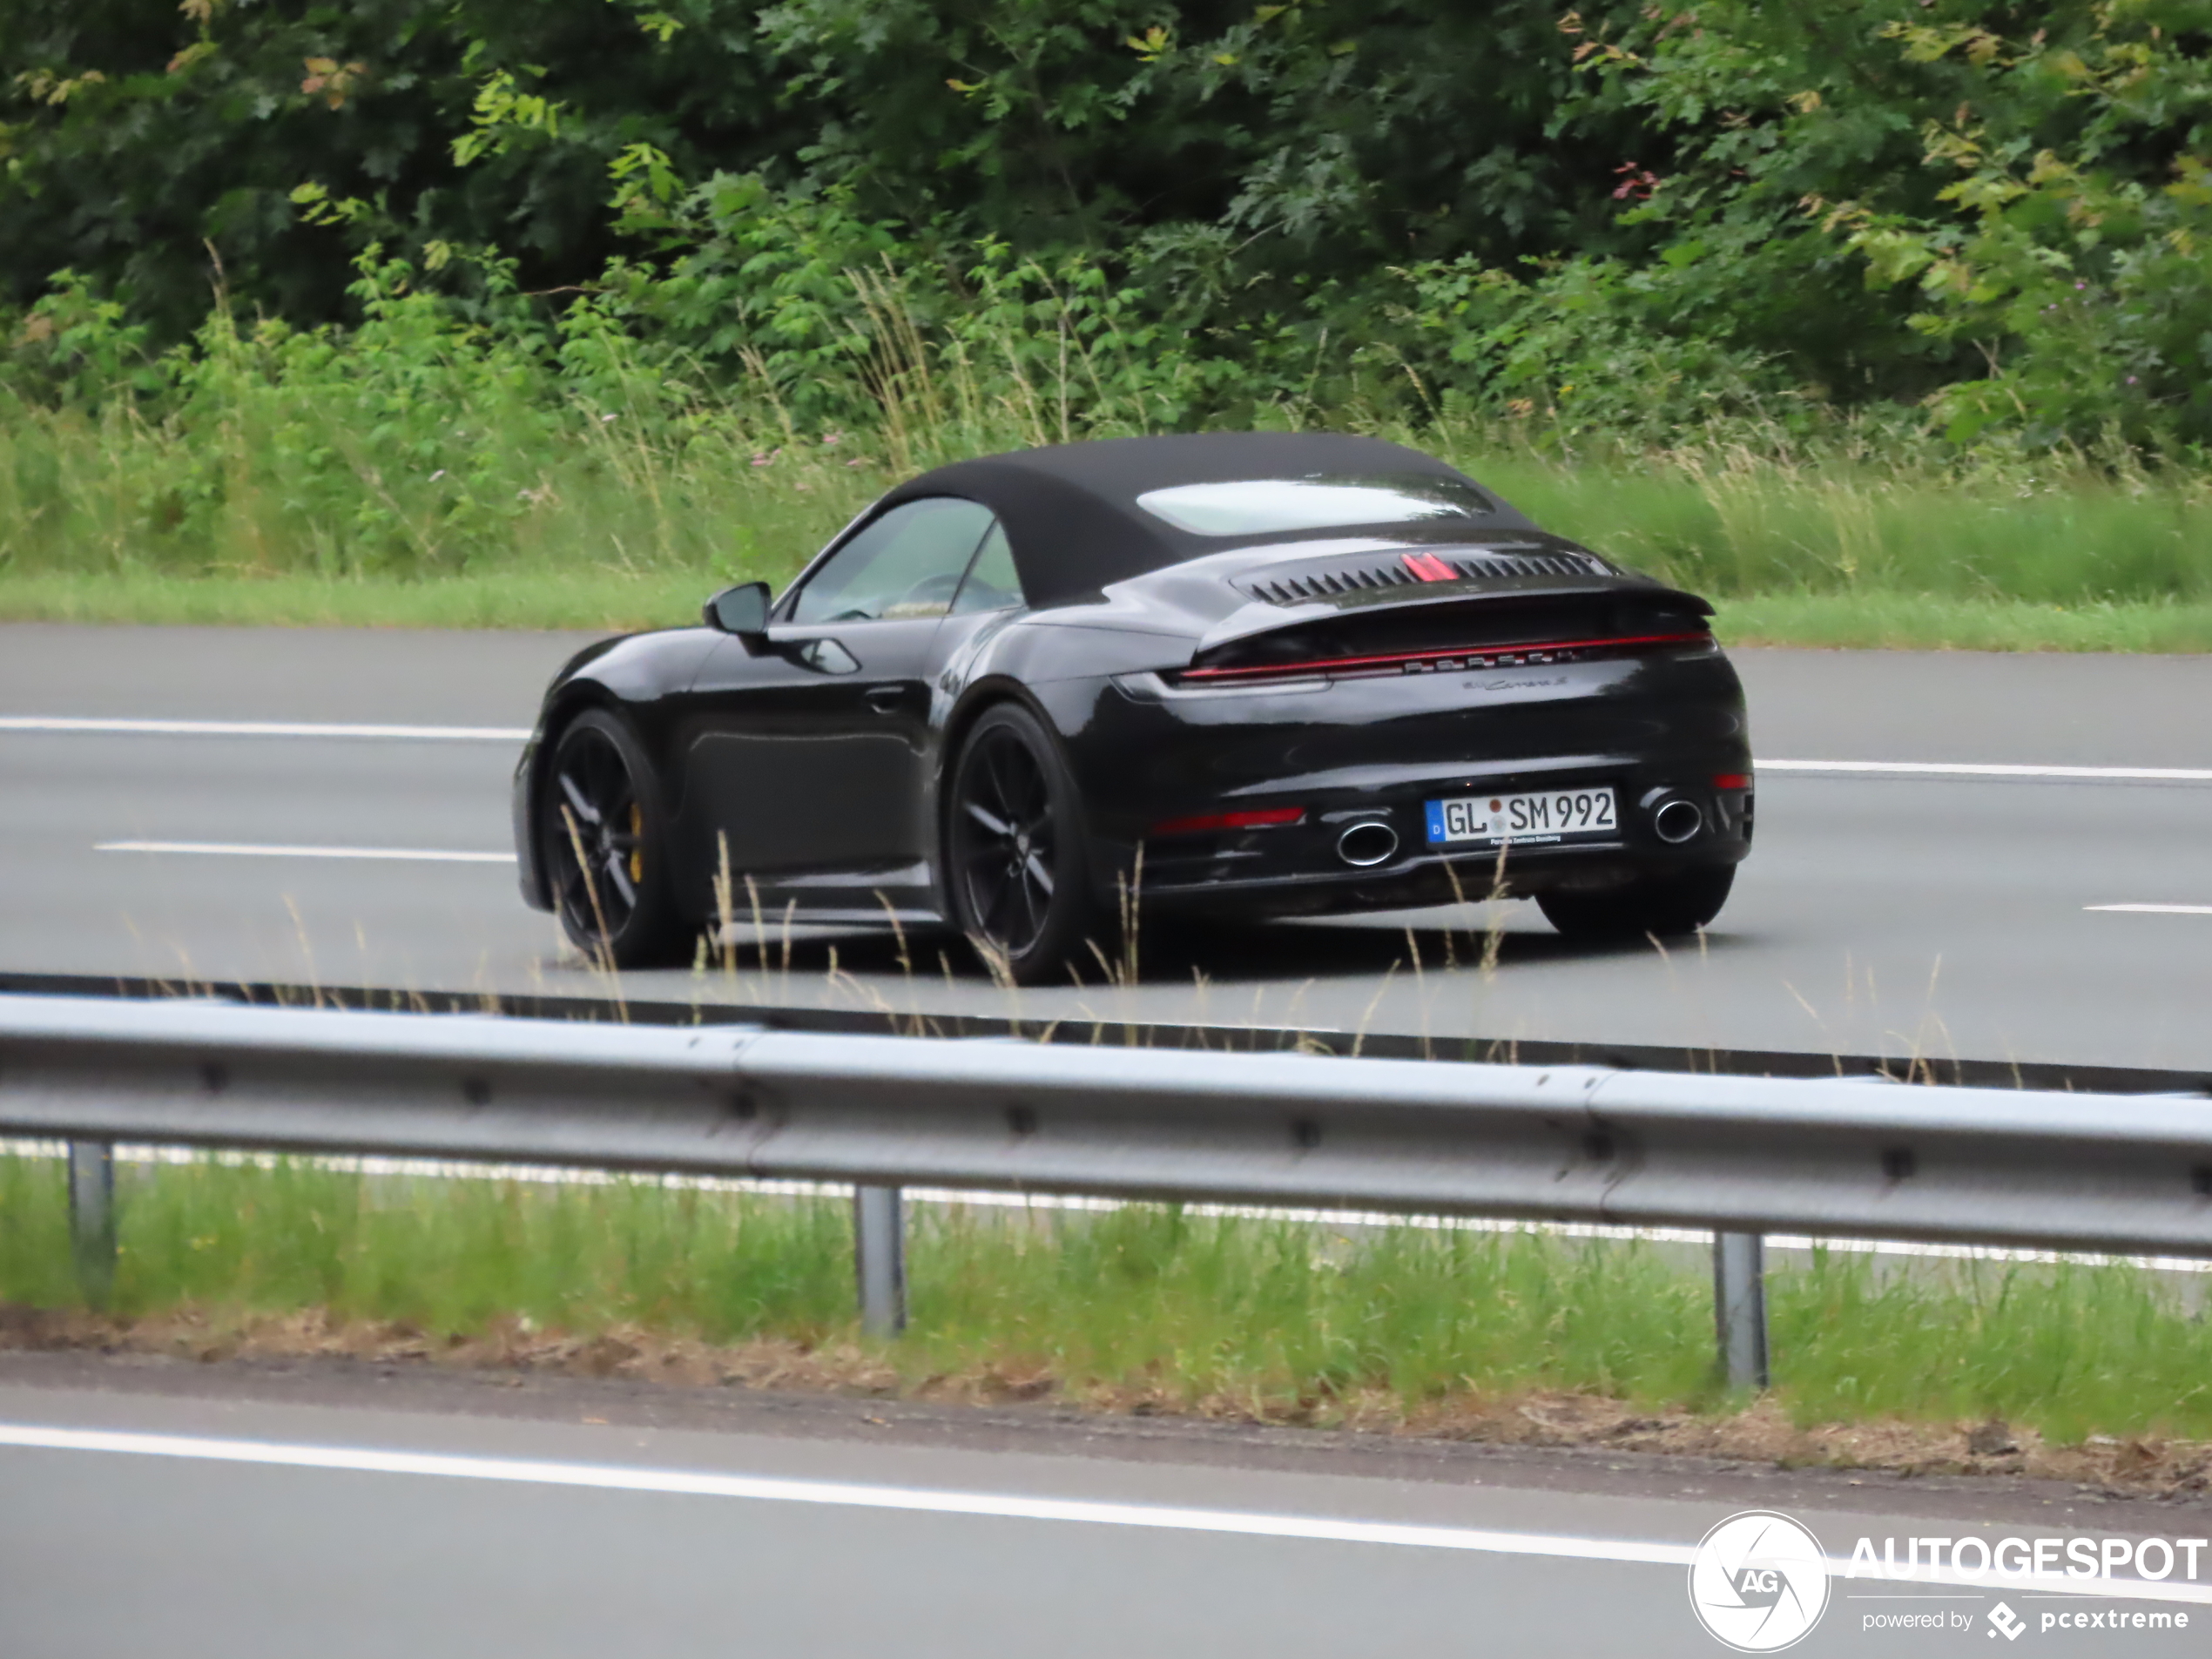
[1424,799,1447,845]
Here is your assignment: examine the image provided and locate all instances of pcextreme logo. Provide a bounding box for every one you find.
[1688,1510,1831,1652]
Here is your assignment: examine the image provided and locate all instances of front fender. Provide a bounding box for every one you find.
[512,627,718,911]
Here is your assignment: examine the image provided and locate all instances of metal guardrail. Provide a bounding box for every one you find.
[5,993,2212,1386]
[8,967,2206,1096]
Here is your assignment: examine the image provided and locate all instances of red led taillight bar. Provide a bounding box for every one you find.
[1175,630,1712,686]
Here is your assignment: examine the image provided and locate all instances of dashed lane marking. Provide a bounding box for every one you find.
[95,840,516,864]
[0,717,529,741]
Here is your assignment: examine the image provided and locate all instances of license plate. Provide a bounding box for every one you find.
[1425,787,1617,846]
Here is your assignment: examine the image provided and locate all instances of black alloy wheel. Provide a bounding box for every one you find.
[1535,865,1736,943]
[540,709,689,967]
[946,703,1095,983]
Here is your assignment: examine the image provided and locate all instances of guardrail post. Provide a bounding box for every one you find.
[67,1139,118,1309]
[1712,1231,1768,1390]
[853,1184,906,1338]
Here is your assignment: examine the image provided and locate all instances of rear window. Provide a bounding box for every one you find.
[1135,475,1497,537]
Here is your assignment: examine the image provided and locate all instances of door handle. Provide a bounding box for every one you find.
[864,685,903,715]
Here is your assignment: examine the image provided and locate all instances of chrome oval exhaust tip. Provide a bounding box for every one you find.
[1652,798,1704,845]
[1336,821,1399,867]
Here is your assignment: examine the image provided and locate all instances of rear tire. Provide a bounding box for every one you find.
[539,709,692,968]
[945,703,1098,985]
[1536,866,1735,942]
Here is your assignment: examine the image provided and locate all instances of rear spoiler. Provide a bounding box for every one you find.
[1193,575,1708,659]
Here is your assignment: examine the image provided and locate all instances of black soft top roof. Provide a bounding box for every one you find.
[874,432,1525,610]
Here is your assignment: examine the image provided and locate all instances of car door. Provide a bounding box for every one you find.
[675,496,998,910]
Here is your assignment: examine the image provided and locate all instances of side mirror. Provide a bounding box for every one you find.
[704,581,772,637]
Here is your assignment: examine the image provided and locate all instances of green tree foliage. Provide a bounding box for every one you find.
[3,1,2209,452]
[0,0,781,334]
[1574,0,2212,447]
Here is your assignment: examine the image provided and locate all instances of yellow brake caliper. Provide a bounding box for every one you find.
[629,802,644,884]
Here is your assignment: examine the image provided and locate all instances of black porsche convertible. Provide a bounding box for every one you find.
[514,432,1752,981]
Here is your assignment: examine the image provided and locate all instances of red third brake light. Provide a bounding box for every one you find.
[1400,551,1459,583]
[1149,806,1306,839]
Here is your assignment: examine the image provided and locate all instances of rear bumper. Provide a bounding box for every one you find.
[1055,643,1752,916]
[1130,775,1751,917]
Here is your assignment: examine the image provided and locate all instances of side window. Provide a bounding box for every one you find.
[949,521,1023,614]
[788,497,995,625]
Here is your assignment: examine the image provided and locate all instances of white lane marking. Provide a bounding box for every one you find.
[95,841,515,865]
[3,1424,2204,1602]
[1763,759,2212,782]
[0,717,529,741]
[2087,904,2212,916]
[0,1422,1686,1564]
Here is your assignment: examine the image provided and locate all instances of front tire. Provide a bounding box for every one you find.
[539,709,691,968]
[1536,866,1735,942]
[945,703,1097,984]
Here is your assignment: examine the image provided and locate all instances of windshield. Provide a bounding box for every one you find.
[1135,474,1497,537]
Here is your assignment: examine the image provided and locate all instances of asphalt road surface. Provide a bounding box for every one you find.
[2,1352,2207,1658]
[6,624,2212,1069]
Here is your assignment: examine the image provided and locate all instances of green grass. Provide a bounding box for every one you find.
[1476,447,2212,607]
[9,392,2212,648]
[7,262,2212,652]
[5,1151,2210,1445]
[0,567,716,632]
[1712,592,2212,653]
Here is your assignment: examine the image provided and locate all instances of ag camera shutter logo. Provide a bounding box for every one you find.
[1688,1510,1831,1651]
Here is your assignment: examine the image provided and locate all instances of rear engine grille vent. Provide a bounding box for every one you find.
[1238,548,1613,606]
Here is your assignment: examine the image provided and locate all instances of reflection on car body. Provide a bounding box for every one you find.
[513,431,1752,982]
